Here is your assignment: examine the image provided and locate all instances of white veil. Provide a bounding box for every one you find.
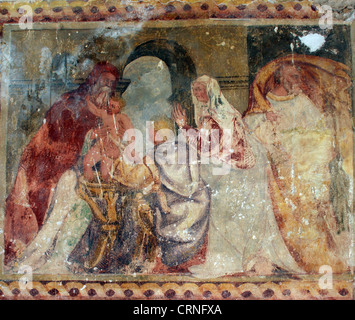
[192,75,245,135]
[188,76,302,277]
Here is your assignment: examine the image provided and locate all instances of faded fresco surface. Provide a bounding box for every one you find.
[0,0,354,300]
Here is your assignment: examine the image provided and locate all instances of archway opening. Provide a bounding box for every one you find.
[122,56,173,145]
[124,39,197,127]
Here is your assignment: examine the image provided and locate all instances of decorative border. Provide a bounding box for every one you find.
[0,0,353,300]
[0,279,353,300]
[0,1,321,24]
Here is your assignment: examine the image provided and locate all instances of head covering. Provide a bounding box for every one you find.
[191,75,255,170]
[79,61,120,94]
[191,75,243,132]
[245,54,351,116]
[244,54,352,176]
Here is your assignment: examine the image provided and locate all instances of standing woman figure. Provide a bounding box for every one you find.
[173,75,302,278]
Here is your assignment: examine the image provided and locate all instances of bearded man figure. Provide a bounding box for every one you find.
[4,62,120,265]
[244,54,352,274]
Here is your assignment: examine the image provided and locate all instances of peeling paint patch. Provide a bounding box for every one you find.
[299,33,326,52]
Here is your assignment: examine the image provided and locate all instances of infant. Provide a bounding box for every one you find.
[83,96,134,182]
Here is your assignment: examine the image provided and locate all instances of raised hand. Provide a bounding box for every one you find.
[172,102,188,128]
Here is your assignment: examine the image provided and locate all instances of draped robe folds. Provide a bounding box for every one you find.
[4,62,120,264]
[153,140,211,267]
[7,133,211,273]
[6,130,155,274]
[4,94,99,264]
[5,169,93,274]
[68,140,210,272]
[62,135,158,273]
[182,75,301,278]
[246,92,349,273]
[188,130,303,278]
[244,54,353,273]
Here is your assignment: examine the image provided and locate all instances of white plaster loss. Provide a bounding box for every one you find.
[299,33,326,52]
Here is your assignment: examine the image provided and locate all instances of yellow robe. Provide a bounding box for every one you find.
[253,92,347,273]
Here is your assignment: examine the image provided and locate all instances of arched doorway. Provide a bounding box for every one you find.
[124,39,197,126]
[122,56,173,145]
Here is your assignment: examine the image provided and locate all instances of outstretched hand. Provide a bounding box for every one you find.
[172,102,188,128]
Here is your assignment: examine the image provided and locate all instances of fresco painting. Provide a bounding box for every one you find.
[0,0,353,300]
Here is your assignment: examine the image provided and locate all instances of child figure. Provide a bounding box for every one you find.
[83,96,134,182]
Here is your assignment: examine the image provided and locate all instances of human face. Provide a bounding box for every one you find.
[107,99,122,115]
[92,72,116,107]
[280,66,302,95]
[192,82,209,103]
[98,72,116,91]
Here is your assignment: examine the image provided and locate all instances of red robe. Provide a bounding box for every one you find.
[4,62,119,264]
